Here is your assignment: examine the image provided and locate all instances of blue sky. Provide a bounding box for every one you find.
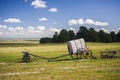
[0,0,120,38]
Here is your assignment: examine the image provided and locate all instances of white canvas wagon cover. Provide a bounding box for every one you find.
[68,38,87,54]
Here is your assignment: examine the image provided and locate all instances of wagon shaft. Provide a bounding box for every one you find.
[29,53,50,60]
[22,53,51,62]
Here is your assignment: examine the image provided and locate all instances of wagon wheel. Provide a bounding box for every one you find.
[83,50,92,58]
[69,52,83,59]
[23,56,30,62]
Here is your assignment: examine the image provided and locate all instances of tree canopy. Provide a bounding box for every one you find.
[40,26,120,43]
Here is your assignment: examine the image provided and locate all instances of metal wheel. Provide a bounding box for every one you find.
[23,56,30,62]
[83,50,92,58]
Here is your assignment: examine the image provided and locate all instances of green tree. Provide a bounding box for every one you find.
[59,29,69,42]
[110,31,116,42]
[68,30,76,40]
[52,32,59,43]
[88,28,100,42]
[40,37,52,43]
[76,26,89,41]
[98,30,111,43]
[116,30,120,42]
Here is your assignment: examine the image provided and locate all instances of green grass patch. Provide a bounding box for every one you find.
[0,40,120,80]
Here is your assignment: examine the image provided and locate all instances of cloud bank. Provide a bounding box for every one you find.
[0,25,61,38]
[0,24,119,38]
[68,18,109,26]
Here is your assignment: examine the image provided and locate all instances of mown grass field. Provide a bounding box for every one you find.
[0,40,120,80]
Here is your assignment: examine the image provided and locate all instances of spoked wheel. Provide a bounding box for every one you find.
[70,53,83,59]
[83,50,92,58]
[23,56,30,62]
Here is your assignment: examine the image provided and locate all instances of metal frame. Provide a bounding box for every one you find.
[100,50,120,58]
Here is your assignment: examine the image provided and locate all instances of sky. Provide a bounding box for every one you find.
[0,0,120,39]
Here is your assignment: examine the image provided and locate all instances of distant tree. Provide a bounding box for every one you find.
[110,31,116,42]
[98,30,105,42]
[68,30,76,40]
[52,32,59,43]
[98,30,111,43]
[40,37,52,43]
[39,26,120,43]
[76,26,89,41]
[88,28,100,42]
[116,30,120,42]
[59,29,69,42]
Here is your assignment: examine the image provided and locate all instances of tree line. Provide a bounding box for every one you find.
[40,26,120,43]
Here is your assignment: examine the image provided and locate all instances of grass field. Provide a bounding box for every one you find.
[0,40,120,80]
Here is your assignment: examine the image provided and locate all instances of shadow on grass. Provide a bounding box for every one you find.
[49,57,92,62]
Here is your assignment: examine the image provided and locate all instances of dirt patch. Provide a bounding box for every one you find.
[0,62,7,65]
[92,68,120,71]
[62,61,73,62]
[33,68,45,71]
[78,60,87,62]
[0,72,39,76]
[59,66,89,69]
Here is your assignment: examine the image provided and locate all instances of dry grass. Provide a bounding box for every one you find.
[0,40,120,80]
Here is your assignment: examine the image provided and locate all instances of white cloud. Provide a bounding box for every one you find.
[15,27,24,31]
[38,18,48,21]
[0,31,3,35]
[4,18,21,23]
[85,19,94,25]
[27,26,35,34]
[0,24,119,38]
[68,18,109,26]
[36,26,46,31]
[48,28,60,33]
[8,27,15,31]
[69,27,76,31]
[36,26,46,33]
[28,26,35,30]
[43,28,61,37]
[0,25,7,29]
[49,8,58,12]
[94,21,108,26]
[31,0,47,8]
[112,27,120,34]
[0,25,25,36]
[68,19,78,25]
[101,28,110,33]
[95,28,110,33]
[78,18,84,25]
[117,27,120,32]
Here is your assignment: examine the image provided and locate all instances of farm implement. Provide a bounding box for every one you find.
[22,38,94,62]
[22,38,120,62]
[100,50,120,58]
